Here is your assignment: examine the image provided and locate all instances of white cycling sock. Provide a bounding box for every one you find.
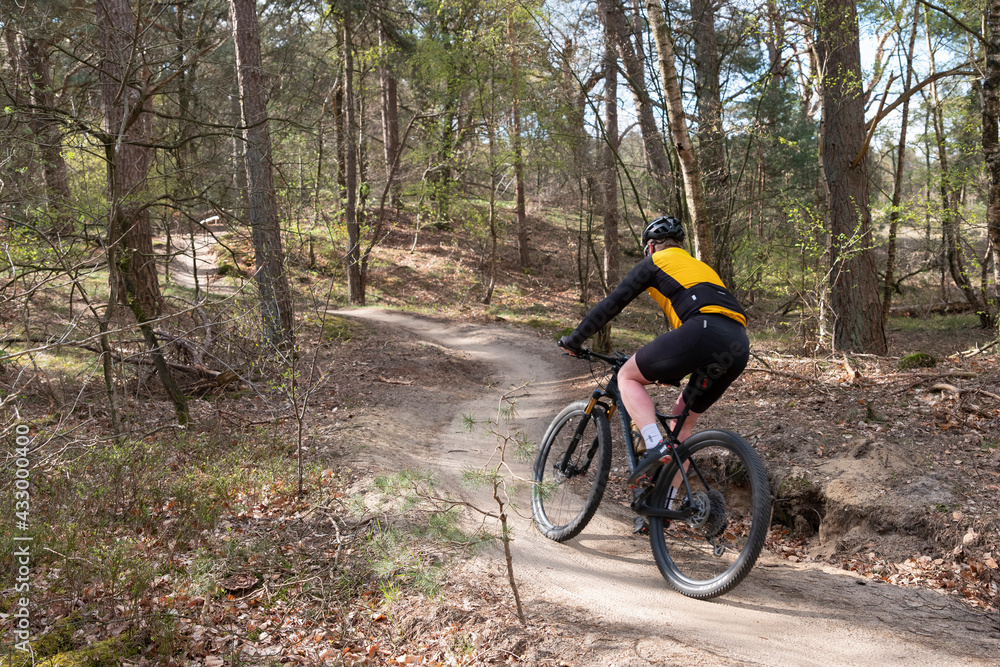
[640,424,662,450]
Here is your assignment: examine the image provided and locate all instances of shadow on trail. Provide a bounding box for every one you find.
[333,307,1000,667]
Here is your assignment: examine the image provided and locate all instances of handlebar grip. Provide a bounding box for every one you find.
[557,337,588,358]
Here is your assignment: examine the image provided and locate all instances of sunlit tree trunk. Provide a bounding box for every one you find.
[646,0,713,265]
[595,0,620,353]
[558,37,601,305]
[608,0,672,217]
[765,0,785,76]
[484,113,500,304]
[816,0,886,353]
[882,2,919,323]
[378,17,401,210]
[340,8,365,305]
[230,0,295,344]
[508,12,529,267]
[925,11,990,326]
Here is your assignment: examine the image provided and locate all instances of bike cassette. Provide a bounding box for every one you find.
[702,489,728,540]
[685,490,727,540]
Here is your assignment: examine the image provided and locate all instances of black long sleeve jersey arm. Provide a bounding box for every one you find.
[565,247,746,348]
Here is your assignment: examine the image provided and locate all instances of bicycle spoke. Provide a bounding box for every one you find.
[649,430,770,598]
[532,402,612,542]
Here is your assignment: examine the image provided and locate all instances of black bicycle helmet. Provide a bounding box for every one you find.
[642,216,685,248]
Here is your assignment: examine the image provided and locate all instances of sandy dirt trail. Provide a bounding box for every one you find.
[336,308,999,666]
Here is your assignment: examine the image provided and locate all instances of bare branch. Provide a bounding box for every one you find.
[918,0,985,45]
[856,65,975,167]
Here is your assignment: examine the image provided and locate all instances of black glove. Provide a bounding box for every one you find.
[558,336,583,356]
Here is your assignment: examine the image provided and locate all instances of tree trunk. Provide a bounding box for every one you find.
[984,0,1000,330]
[562,41,601,231]
[508,13,529,267]
[333,44,348,210]
[22,37,71,225]
[98,0,189,425]
[596,0,620,353]
[378,17,401,210]
[925,11,991,327]
[765,0,786,77]
[559,37,602,305]
[230,0,295,345]
[815,0,887,353]
[230,93,247,208]
[3,27,27,110]
[690,0,730,281]
[646,0,713,265]
[484,112,499,305]
[341,10,365,305]
[98,0,160,319]
[608,0,673,216]
[3,24,33,202]
[816,109,832,347]
[600,0,620,288]
[882,2,919,324]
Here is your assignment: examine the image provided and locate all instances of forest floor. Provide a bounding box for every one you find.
[2,208,1000,665]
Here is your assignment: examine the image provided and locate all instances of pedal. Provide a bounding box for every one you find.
[630,486,652,513]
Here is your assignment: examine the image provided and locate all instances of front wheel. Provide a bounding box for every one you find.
[531,401,612,541]
[648,429,771,598]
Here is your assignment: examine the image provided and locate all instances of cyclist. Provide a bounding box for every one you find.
[559,216,750,490]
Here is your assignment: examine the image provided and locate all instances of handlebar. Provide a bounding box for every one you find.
[558,341,683,420]
[558,341,628,366]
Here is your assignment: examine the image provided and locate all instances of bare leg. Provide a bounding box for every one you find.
[668,392,702,442]
[618,356,656,429]
[621,357,704,439]
[668,393,702,497]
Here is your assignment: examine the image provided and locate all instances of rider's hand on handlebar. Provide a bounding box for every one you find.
[558,336,583,357]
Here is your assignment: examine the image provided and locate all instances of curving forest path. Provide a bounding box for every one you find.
[333,308,999,666]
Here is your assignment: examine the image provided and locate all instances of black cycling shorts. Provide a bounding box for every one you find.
[634,314,749,413]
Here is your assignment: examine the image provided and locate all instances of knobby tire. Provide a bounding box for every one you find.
[648,429,771,599]
[531,401,612,542]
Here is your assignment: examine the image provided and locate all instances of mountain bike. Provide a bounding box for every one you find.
[530,346,771,599]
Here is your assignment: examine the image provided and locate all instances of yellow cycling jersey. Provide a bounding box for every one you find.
[645,247,747,329]
[564,246,746,349]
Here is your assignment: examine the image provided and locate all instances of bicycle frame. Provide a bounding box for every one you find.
[569,348,709,522]
[540,345,771,597]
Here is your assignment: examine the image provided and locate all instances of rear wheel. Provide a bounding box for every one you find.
[648,429,771,598]
[531,401,612,541]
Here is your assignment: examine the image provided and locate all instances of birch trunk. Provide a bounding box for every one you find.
[646,0,713,265]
